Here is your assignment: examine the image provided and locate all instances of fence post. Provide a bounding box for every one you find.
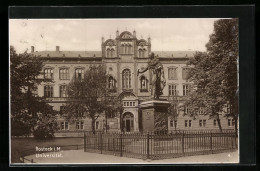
[120,133,123,157]
[210,132,213,154]
[147,132,150,159]
[100,132,103,154]
[112,137,115,153]
[182,131,185,155]
[84,132,86,152]
[31,159,33,163]
[22,156,24,163]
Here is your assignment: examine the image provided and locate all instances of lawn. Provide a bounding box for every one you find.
[11,137,84,163]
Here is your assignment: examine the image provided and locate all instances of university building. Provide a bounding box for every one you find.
[31,30,235,135]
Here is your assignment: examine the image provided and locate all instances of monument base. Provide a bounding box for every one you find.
[139,100,170,133]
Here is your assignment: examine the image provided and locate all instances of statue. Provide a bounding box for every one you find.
[137,52,166,99]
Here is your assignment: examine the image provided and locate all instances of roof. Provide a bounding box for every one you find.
[31,51,102,58]
[153,51,196,58]
[31,50,196,58]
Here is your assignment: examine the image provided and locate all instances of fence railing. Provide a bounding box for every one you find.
[83,130,238,160]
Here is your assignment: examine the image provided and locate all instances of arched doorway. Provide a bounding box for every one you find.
[123,112,134,132]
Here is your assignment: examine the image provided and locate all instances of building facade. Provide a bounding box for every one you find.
[31,30,235,136]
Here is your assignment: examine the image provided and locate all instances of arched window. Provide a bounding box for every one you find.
[124,44,128,54]
[106,49,111,58]
[128,44,132,54]
[111,48,115,57]
[142,49,146,57]
[122,69,131,89]
[140,76,148,92]
[120,44,125,54]
[139,49,142,58]
[108,76,115,89]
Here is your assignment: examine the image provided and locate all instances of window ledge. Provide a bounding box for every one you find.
[140,89,148,92]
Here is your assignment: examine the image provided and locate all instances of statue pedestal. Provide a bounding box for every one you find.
[139,100,170,133]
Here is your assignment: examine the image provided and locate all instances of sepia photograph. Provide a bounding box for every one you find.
[9,18,239,164]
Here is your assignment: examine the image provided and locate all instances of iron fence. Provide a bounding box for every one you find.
[84,130,238,160]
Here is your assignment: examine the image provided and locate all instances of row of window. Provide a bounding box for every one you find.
[60,121,84,130]
[43,83,190,97]
[168,67,189,80]
[60,119,235,130]
[169,84,190,96]
[44,85,68,97]
[44,67,189,81]
[169,119,235,128]
[120,44,133,54]
[60,121,102,130]
[123,101,136,107]
[44,68,84,80]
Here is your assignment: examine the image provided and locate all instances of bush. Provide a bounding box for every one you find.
[33,113,58,140]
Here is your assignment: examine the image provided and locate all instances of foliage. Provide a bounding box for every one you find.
[168,96,181,131]
[10,46,57,138]
[33,112,59,139]
[64,64,121,133]
[186,19,239,132]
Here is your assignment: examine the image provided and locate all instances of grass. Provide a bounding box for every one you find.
[11,137,84,163]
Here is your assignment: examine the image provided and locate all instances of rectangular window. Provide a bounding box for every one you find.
[226,104,231,114]
[232,119,235,126]
[214,120,217,127]
[189,120,192,127]
[185,120,188,127]
[174,120,177,128]
[169,84,177,96]
[59,68,70,80]
[228,119,231,126]
[60,85,67,97]
[184,105,189,114]
[168,68,177,80]
[203,120,206,127]
[96,121,99,130]
[170,120,174,127]
[44,68,53,79]
[76,121,84,130]
[60,122,69,130]
[183,85,190,96]
[199,120,202,127]
[44,85,53,97]
[75,69,84,80]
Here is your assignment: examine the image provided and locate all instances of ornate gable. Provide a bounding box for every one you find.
[120,31,133,39]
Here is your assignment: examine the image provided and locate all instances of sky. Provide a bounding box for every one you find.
[9,19,221,53]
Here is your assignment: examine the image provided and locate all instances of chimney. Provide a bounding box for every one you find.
[116,30,119,37]
[101,37,104,44]
[56,46,60,52]
[133,30,136,38]
[31,46,35,53]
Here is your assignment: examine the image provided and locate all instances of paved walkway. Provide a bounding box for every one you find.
[24,150,238,164]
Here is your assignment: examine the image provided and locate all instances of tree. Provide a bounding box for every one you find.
[104,96,123,132]
[168,94,180,131]
[186,19,239,133]
[65,64,120,134]
[10,46,58,138]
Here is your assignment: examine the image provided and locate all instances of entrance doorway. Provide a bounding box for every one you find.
[123,112,134,132]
